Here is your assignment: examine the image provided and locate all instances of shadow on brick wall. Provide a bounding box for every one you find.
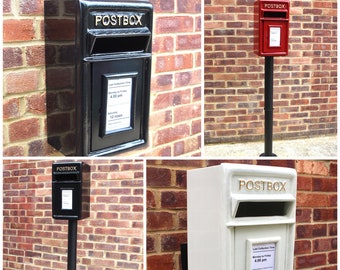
[45,0,77,155]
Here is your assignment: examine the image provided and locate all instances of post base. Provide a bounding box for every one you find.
[260,152,277,157]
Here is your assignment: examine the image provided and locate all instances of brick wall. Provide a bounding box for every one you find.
[3,159,144,269]
[147,160,337,269]
[3,0,202,156]
[204,0,337,143]
[3,0,48,156]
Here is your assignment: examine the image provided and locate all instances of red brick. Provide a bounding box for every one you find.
[328,252,337,265]
[9,118,41,142]
[313,238,335,252]
[161,191,186,209]
[3,0,11,13]
[19,0,44,15]
[147,190,156,209]
[153,124,190,146]
[5,70,40,94]
[149,110,173,129]
[329,162,337,177]
[45,67,74,89]
[147,235,155,252]
[26,46,45,66]
[153,89,191,111]
[3,47,23,69]
[161,232,187,252]
[149,145,172,156]
[295,240,312,255]
[60,2,73,15]
[155,55,175,73]
[297,193,329,208]
[295,161,329,176]
[313,177,337,192]
[296,224,328,239]
[174,103,201,123]
[329,223,337,236]
[151,74,173,92]
[313,209,337,222]
[119,195,143,204]
[26,93,46,114]
[175,70,200,87]
[44,19,75,41]
[155,16,194,34]
[147,167,171,187]
[191,118,201,134]
[177,34,201,50]
[152,36,174,53]
[296,254,327,268]
[147,254,174,270]
[45,112,71,134]
[297,176,313,191]
[3,98,20,120]
[147,212,174,231]
[3,19,35,42]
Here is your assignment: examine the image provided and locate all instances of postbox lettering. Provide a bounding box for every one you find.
[264,3,287,9]
[56,166,78,172]
[239,179,287,192]
[94,14,143,27]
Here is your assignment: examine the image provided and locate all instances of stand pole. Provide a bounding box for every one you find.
[260,56,277,157]
[68,219,77,270]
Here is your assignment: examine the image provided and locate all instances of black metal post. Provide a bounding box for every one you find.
[180,243,188,270]
[68,219,78,270]
[260,56,277,157]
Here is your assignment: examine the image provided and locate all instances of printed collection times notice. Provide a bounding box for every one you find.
[251,243,276,270]
[105,77,132,134]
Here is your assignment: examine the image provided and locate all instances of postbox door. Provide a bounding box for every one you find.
[262,20,288,55]
[90,55,150,154]
[52,182,82,219]
[234,224,290,270]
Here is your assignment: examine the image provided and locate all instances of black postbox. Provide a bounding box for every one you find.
[74,0,153,156]
[52,162,90,220]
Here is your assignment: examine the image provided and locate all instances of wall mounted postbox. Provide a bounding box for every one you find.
[187,163,297,270]
[254,0,290,56]
[75,0,153,156]
[52,162,90,220]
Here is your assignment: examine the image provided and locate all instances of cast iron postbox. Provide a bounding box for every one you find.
[254,0,290,56]
[188,163,297,270]
[52,162,90,220]
[75,0,153,156]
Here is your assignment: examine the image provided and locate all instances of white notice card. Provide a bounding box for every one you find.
[105,77,132,134]
[251,243,276,270]
[269,27,281,47]
[61,189,73,210]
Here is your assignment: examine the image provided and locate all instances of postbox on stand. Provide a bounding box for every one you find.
[187,163,297,270]
[254,0,290,56]
[52,161,91,270]
[254,0,290,156]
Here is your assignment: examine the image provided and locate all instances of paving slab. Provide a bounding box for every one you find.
[204,136,337,159]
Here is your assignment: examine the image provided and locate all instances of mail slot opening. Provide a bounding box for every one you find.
[235,201,290,218]
[53,173,80,182]
[263,11,287,18]
[90,35,151,55]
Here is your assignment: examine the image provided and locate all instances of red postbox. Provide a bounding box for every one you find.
[254,0,290,56]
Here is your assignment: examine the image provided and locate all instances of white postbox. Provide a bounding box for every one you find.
[187,163,297,270]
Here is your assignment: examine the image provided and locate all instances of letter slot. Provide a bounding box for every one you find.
[187,163,297,270]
